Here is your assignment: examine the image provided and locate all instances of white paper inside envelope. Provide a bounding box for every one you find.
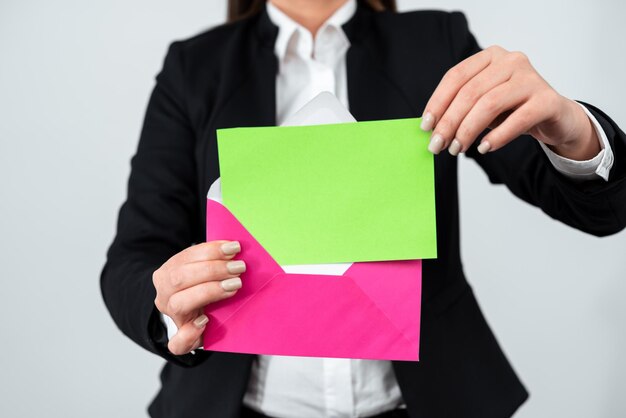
[208,91,356,276]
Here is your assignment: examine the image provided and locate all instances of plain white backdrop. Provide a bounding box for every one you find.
[1,1,624,417]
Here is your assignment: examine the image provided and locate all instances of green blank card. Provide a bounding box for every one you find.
[217,118,437,265]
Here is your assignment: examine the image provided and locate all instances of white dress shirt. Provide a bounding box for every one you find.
[164,1,615,417]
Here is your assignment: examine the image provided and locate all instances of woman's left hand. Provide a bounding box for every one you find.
[420,45,600,161]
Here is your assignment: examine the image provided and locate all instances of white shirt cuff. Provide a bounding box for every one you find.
[161,312,179,340]
[538,102,614,181]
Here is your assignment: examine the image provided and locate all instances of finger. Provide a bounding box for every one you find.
[452,80,530,154]
[167,315,209,355]
[172,308,203,330]
[421,46,507,133]
[167,259,247,293]
[167,278,242,318]
[429,63,514,154]
[478,100,545,153]
[169,240,241,266]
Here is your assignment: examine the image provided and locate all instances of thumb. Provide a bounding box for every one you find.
[167,314,208,355]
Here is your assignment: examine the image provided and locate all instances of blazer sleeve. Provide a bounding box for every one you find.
[100,42,211,367]
[447,11,626,236]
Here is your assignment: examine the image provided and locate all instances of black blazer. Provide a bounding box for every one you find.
[101,3,626,417]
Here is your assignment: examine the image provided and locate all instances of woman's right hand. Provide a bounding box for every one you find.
[152,240,245,355]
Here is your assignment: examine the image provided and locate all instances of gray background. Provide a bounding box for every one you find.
[1,0,624,417]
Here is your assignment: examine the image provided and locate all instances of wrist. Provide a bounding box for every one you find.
[549,99,601,161]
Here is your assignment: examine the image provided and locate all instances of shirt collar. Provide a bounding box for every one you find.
[266,0,356,62]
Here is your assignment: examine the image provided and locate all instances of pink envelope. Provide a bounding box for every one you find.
[203,199,422,361]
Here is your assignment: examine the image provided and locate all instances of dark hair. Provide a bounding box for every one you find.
[227,0,397,22]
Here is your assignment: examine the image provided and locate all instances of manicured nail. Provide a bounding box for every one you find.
[193,315,209,328]
[477,140,491,154]
[221,241,241,255]
[221,277,242,291]
[448,139,462,156]
[420,112,434,131]
[428,133,444,154]
[226,260,246,274]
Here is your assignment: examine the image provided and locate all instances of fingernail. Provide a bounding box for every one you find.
[420,112,434,131]
[428,133,444,154]
[226,260,246,274]
[477,140,491,154]
[221,241,241,255]
[221,277,242,291]
[448,139,462,156]
[193,315,209,328]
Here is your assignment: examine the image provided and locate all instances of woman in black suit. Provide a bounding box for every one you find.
[101,1,626,417]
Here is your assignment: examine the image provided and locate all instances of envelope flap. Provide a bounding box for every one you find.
[345,260,422,346]
[205,199,283,325]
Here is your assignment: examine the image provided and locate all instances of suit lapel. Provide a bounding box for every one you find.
[344,6,418,121]
[211,49,277,129]
[201,10,278,199]
[212,10,278,130]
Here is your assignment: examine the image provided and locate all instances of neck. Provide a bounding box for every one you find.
[269,0,349,36]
